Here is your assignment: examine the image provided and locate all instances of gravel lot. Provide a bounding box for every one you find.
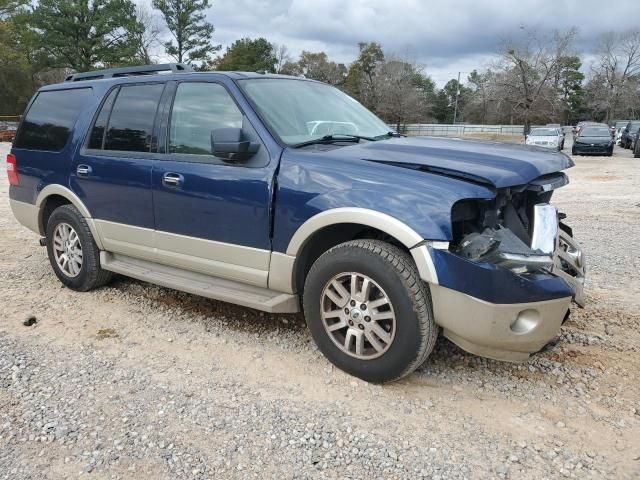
[1,140,639,479]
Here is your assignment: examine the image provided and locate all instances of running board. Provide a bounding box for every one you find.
[100,252,300,313]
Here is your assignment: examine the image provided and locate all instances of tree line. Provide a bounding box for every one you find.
[1,0,640,128]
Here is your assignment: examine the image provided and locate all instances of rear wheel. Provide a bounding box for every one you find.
[303,240,438,383]
[46,204,112,291]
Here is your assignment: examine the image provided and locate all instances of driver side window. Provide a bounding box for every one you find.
[169,82,243,155]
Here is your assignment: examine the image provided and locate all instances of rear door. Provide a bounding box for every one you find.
[72,82,165,260]
[151,80,275,287]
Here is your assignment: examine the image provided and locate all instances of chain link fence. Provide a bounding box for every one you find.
[392,124,574,137]
[394,124,526,137]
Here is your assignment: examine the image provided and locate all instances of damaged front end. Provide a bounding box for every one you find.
[450,172,586,306]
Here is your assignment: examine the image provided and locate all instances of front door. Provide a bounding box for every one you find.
[72,82,165,260]
[151,81,275,287]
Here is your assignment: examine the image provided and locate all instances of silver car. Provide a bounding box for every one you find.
[525,127,564,150]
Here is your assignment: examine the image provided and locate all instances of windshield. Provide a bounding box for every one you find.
[529,128,557,136]
[580,127,610,137]
[629,122,640,130]
[615,121,629,128]
[239,78,390,145]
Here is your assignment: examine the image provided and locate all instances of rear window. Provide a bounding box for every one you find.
[14,88,91,151]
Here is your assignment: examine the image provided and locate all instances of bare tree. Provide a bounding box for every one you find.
[590,30,640,122]
[135,5,162,64]
[375,57,429,131]
[272,43,291,74]
[495,27,577,131]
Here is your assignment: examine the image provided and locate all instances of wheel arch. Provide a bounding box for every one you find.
[36,185,104,249]
[269,208,443,294]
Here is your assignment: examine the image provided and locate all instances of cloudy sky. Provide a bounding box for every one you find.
[145,0,639,86]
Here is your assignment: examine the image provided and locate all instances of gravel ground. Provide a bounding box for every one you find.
[1,140,639,479]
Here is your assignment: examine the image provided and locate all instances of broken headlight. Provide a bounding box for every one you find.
[456,227,553,274]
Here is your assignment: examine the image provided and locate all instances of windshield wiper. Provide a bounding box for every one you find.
[375,131,403,139]
[292,134,376,149]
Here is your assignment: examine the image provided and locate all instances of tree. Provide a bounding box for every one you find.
[282,51,346,85]
[214,37,276,72]
[344,42,384,110]
[590,30,640,122]
[431,78,471,123]
[0,3,33,114]
[272,43,291,74]
[26,0,144,72]
[496,27,577,130]
[375,58,430,131]
[153,0,218,66]
[0,0,27,19]
[466,69,493,124]
[554,56,585,124]
[133,4,162,64]
[432,89,451,123]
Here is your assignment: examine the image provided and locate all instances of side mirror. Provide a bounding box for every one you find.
[211,127,258,161]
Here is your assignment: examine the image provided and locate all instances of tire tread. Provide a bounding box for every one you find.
[307,239,438,382]
[47,204,112,291]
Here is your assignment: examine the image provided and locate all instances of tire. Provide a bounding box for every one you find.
[46,204,113,291]
[571,148,577,156]
[303,240,438,383]
[634,144,640,158]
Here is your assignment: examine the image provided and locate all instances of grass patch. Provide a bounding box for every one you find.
[96,328,119,340]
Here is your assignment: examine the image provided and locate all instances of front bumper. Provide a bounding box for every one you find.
[430,284,570,362]
[573,143,612,154]
[426,211,586,362]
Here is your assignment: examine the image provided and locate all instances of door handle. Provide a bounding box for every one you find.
[76,164,92,176]
[162,172,183,187]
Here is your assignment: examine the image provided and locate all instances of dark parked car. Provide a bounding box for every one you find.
[7,64,586,383]
[572,121,603,140]
[620,121,640,149]
[572,125,614,156]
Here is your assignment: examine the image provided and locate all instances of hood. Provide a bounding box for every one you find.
[313,136,573,189]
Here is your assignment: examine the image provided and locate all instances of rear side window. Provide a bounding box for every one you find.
[14,88,91,151]
[169,82,243,155]
[92,84,164,152]
[88,88,117,149]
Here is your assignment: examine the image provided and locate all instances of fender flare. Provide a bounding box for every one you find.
[269,208,444,294]
[35,185,104,250]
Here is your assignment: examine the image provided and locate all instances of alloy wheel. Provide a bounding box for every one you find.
[52,222,83,277]
[320,272,396,359]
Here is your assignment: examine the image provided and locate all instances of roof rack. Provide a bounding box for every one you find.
[64,63,193,82]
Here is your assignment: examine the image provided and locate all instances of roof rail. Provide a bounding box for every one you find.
[64,63,193,82]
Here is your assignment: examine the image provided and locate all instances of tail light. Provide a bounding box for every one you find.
[6,153,19,185]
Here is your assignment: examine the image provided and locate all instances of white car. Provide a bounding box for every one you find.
[525,127,564,151]
[613,120,630,145]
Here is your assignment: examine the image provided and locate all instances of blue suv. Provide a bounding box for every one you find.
[7,64,586,383]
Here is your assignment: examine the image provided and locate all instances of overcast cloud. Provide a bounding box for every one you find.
[144,0,639,85]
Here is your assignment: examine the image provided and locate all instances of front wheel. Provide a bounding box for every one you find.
[303,240,438,383]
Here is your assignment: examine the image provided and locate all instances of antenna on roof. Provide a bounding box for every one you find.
[64,63,193,82]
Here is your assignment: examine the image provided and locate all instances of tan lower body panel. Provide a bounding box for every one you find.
[101,252,299,313]
[94,220,270,288]
[430,283,571,362]
[9,199,41,234]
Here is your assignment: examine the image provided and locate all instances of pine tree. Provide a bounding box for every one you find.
[152,0,218,67]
